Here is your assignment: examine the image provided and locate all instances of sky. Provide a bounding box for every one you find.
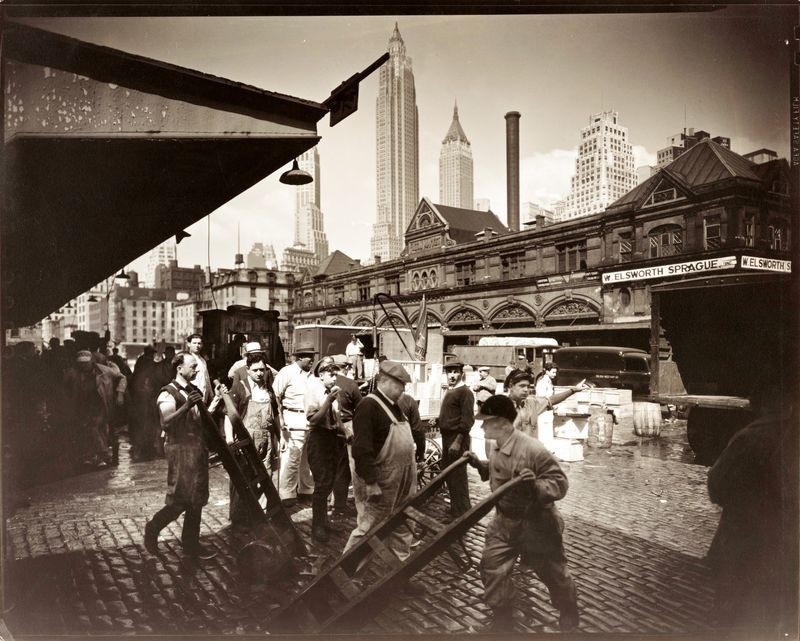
[25,8,792,275]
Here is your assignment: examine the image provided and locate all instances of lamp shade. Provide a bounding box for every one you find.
[279,159,313,186]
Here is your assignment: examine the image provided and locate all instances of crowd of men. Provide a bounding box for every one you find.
[4,332,792,636]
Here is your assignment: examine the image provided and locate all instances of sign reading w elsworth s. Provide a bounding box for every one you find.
[602,254,792,284]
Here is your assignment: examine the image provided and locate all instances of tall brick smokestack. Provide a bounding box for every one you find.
[505,111,520,232]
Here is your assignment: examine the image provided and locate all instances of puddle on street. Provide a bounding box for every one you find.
[610,417,701,465]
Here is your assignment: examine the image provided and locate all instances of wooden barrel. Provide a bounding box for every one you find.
[632,401,662,437]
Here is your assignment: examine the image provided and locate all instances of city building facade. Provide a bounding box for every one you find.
[289,140,792,358]
[371,23,419,261]
[439,103,474,209]
[656,128,731,169]
[562,110,636,221]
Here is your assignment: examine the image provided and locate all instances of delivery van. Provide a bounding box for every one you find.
[553,346,651,395]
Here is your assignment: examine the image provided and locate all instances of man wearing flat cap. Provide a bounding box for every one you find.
[344,360,416,560]
[465,394,579,633]
[438,361,475,521]
[474,366,498,408]
[273,343,316,506]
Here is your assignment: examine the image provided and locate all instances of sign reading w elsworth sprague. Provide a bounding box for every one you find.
[602,255,792,284]
[740,255,793,273]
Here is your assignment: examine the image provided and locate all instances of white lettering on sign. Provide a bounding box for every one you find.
[601,256,737,284]
[740,255,792,273]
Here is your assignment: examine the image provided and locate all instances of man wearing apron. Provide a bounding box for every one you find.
[224,352,282,529]
[534,362,558,448]
[344,360,416,561]
[144,352,224,560]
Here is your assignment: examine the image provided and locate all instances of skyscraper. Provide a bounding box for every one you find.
[371,23,419,261]
[561,110,636,221]
[294,147,329,263]
[438,102,473,209]
[143,240,176,288]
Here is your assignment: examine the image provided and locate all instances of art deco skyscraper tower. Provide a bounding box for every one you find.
[438,102,473,209]
[370,23,419,261]
[294,146,329,262]
[562,110,636,221]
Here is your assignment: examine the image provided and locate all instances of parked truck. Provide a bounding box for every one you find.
[450,337,558,384]
[647,271,794,463]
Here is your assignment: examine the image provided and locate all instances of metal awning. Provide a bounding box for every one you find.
[2,22,333,327]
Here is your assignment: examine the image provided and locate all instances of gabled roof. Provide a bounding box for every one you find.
[442,103,469,144]
[316,250,356,277]
[606,139,764,213]
[432,202,510,244]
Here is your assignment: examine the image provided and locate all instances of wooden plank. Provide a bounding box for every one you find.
[328,567,361,599]
[402,506,444,534]
[366,537,402,570]
[655,394,751,409]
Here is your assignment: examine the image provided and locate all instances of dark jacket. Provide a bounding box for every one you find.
[438,384,475,435]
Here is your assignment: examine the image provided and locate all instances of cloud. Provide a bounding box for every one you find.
[632,145,657,168]
[520,148,578,207]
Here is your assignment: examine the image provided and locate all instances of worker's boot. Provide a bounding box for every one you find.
[489,606,514,633]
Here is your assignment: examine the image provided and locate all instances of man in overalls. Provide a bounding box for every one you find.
[144,352,224,560]
[224,352,283,530]
[344,360,416,560]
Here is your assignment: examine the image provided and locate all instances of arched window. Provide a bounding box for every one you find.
[428,269,438,288]
[248,270,259,283]
[411,272,421,291]
[421,271,429,288]
[648,225,683,258]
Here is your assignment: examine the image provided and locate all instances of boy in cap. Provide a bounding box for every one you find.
[465,394,579,633]
[344,360,416,560]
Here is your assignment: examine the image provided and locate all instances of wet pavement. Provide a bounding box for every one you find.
[3,421,722,638]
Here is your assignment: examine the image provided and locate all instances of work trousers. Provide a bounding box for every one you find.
[441,431,471,517]
[278,409,314,500]
[481,513,578,616]
[148,503,203,549]
[306,428,339,529]
[332,420,353,508]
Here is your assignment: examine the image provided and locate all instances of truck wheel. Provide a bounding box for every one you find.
[686,407,754,465]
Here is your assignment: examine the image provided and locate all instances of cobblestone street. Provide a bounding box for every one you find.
[3,419,721,638]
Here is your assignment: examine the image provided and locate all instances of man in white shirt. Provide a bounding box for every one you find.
[345,334,365,379]
[273,343,316,507]
[186,334,213,404]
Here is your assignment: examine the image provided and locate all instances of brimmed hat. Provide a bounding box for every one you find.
[293,342,315,357]
[478,366,491,373]
[379,359,411,384]
[475,394,517,422]
[443,360,464,371]
[312,356,339,377]
[76,350,93,363]
[506,369,533,387]
[244,341,263,354]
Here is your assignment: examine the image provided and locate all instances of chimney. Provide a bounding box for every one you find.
[536,214,545,229]
[483,226,494,242]
[374,255,382,264]
[505,111,521,232]
[169,259,178,268]
[234,253,244,266]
